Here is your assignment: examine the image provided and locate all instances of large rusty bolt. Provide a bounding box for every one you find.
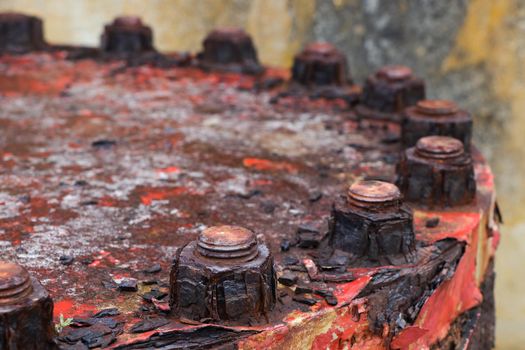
[0,12,46,53]
[170,225,276,323]
[0,261,56,349]
[396,136,476,207]
[401,99,473,151]
[291,42,351,86]
[329,181,415,261]
[359,65,425,115]
[100,16,154,53]
[198,27,263,74]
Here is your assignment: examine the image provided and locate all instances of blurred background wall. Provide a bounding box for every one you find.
[0,0,523,348]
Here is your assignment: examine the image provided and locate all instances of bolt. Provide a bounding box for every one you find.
[377,65,412,82]
[196,225,259,260]
[198,28,263,75]
[100,16,154,54]
[0,261,55,348]
[170,225,276,323]
[347,180,401,209]
[357,65,425,122]
[291,42,351,86]
[0,12,46,53]
[401,99,472,151]
[329,181,414,262]
[397,136,476,207]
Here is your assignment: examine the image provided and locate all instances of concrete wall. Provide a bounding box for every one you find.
[0,0,523,348]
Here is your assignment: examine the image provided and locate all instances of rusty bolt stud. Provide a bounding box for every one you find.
[0,12,46,53]
[170,225,276,323]
[329,181,415,261]
[100,16,154,53]
[357,65,425,121]
[0,261,56,349]
[401,99,473,151]
[198,27,263,74]
[396,136,476,207]
[291,42,351,87]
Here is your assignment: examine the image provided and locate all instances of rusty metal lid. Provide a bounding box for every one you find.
[415,136,464,159]
[416,100,458,116]
[0,261,33,304]
[206,27,250,42]
[303,42,338,56]
[197,226,259,260]
[377,65,412,82]
[112,16,144,28]
[348,180,401,208]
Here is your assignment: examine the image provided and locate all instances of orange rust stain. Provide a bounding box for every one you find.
[243,158,298,173]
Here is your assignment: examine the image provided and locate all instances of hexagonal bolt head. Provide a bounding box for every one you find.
[0,12,46,53]
[198,28,263,74]
[401,99,473,151]
[397,136,476,207]
[100,16,154,53]
[291,42,351,86]
[360,65,425,114]
[0,261,56,349]
[329,181,415,261]
[170,226,276,323]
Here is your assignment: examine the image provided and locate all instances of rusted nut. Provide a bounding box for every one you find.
[396,136,476,207]
[0,12,46,53]
[401,99,473,151]
[100,16,154,53]
[0,261,56,348]
[198,27,263,74]
[357,65,425,121]
[170,225,276,323]
[329,181,414,261]
[291,42,351,86]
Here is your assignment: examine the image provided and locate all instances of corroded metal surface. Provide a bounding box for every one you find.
[0,20,498,349]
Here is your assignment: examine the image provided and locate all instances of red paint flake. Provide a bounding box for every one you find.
[391,326,428,349]
[98,195,120,207]
[402,221,482,347]
[243,158,298,173]
[156,166,181,174]
[53,299,98,319]
[140,186,196,205]
[414,211,480,243]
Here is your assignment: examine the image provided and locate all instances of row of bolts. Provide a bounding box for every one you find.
[0,13,478,345]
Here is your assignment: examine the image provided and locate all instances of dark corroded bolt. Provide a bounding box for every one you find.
[396,136,476,207]
[358,65,425,118]
[0,261,55,348]
[291,42,351,86]
[0,12,46,53]
[198,27,263,74]
[100,16,154,53]
[329,181,414,261]
[170,225,276,323]
[401,99,473,151]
